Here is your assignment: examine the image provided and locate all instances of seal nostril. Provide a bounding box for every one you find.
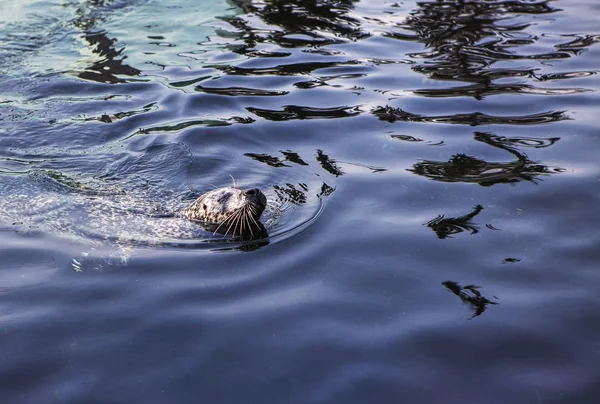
[245,188,257,197]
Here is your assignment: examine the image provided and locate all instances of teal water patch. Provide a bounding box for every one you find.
[0,0,240,80]
[0,0,75,76]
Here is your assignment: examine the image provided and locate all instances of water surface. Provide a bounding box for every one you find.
[1,0,600,403]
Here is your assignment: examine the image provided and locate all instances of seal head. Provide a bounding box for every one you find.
[182,186,267,236]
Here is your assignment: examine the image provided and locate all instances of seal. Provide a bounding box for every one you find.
[181,186,268,237]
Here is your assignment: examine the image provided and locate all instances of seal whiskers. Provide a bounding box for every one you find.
[243,208,254,236]
[229,174,239,189]
[182,185,267,238]
[217,206,245,237]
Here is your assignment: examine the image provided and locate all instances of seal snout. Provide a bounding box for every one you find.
[244,188,267,211]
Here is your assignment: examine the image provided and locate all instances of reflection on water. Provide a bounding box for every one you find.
[316,149,344,177]
[229,0,365,51]
[79,32,141,84]
[197,220,270,247]
[373,105,568,125]
[77,30,141,84]
[196,84,289,96]
[245,152,292,168]
[247,105,361,121]
[280,150,309,166]
[220,60,360,76]
[273,183,308,205]
[409,132,563,186]
[442,281,498,319]
[400,0,562,94]
[72,1,142,83]
[426,204,483,239]
[245,148,346,178]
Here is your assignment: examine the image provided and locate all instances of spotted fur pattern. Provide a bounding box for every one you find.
[182,186,267,229]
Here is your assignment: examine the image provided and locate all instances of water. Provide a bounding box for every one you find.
[1,0,599,402]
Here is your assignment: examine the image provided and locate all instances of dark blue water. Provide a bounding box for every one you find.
[1,0,600,402]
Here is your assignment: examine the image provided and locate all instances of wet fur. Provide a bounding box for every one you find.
[181,186,267,237]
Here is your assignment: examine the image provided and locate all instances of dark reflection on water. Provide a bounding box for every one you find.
[409,132,564,185]
[77,31,141,84]
[246,149,346,177]
[442,281,498,319]
[220,60,360,76]
[245,152,292,167]
[229,0,366,50]
[196,85,289,96]
[316,149,344,177]
[413,82,591,98]
[248,105,361,121]
[280,150,310,166]
[426,204,484,239]
[273,183,308,205]
[196,221,271,249]
[400,0,561,89]
[373,105,568,125]
[81,102,158,123]
[72,1,142,84]
[2,0,600,402]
